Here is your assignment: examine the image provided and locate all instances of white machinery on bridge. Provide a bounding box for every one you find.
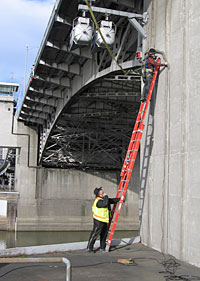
[70,16,93,47]
[95,20,116,48]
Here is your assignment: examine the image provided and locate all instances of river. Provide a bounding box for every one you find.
[0,230,138,249]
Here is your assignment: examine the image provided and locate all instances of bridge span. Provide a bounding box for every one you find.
[18,0,143,170]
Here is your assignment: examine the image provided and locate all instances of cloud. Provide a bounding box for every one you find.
[0,0,55,91]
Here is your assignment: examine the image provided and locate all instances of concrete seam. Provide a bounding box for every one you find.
[164,0,172,256]
[180,0,189,261]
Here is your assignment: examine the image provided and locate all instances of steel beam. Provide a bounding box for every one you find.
[26,95,57,108]
[21,106,49,120]
[34,75,71,88]
[78,4,143,19]
[29,87,63,99]
[46,41,92,59]
[23,100,54,114]
[55,15,71,26]
[128,17,147,38]
[82,91,139,97]
[39,60,81,75]
[19,114,44,125]
[62,111,120,118]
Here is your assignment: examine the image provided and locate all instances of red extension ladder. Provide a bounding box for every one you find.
[106,59,161,252]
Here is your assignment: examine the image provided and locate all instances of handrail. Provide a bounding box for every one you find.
[0,257,71,281]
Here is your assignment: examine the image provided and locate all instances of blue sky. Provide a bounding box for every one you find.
[0,0,55,100]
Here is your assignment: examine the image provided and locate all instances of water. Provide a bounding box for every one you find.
[0,230,138,249]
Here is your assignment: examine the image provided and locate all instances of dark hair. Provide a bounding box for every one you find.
[149,48,156,54]
[94,187,102,196]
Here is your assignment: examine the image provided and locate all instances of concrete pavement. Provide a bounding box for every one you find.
[0,243,200,281]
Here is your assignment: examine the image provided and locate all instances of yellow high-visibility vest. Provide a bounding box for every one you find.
[92,197,109,223]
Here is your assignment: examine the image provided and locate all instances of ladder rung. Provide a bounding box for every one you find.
[129,148,139,152]
[122,168,133,172]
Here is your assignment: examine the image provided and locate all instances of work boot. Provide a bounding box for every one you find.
[99,248,106,252]
[85,248,93,253]
[140,97,146,102]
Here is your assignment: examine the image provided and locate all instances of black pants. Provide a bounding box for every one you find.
[141,74,153,100]
[87,218,108,250]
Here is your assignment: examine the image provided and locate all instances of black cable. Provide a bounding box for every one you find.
[101,0,106,7]
[0,264,50,279]
[164,275,200,281]
[72,261,114,268]
[72,261,137,268]
[121,253,200,281]
[179,275,200,280]
[159,258,200,281]
[161,258,181,275]
[0,262,122,278]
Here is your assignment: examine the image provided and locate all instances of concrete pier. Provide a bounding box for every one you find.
[16,165,139,231]
[141,0,200,268]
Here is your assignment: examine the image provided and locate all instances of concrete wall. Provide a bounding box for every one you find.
[141,0,200,267]
[0,95,17,147]
[14,120,38,198]
[0,95,37,231]
[17,156,140,231]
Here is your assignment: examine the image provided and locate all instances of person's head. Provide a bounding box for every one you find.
[94,187,104,197]
[148,48,156,58]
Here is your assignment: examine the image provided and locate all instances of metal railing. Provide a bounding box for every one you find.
[0,257,71,281]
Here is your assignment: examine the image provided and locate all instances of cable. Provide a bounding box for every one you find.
[159,258,200,281]
[0,264,50,279]
[72,261,114,268]
[122,252,200,281]
[161,258,180,275]
[101,0,106,7]
[72,261,136,268]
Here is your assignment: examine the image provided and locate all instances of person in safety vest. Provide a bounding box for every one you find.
[86,187,120,252]
[140,48,168,102]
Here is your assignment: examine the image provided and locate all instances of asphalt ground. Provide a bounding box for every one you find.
[0,243,200,281]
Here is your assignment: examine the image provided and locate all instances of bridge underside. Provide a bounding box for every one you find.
[18,0,143,170]
[42,73,141,170]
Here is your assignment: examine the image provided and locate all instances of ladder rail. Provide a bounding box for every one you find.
[106,128,143,248]
[120,102,145,177]
[108,103,145,229]
[106,60,161,251]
